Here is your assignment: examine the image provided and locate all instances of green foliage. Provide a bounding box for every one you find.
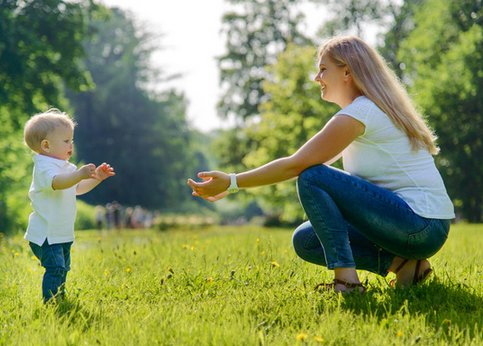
[0,0,93,115]
[0,0,98,233]
[65,8,203,210]
[314,0,393,39]
[1,223,483,345]
[218,0,311,122]
[378,0,427,77]
[74,200,97,231]
[215,0,313,190]
[397,0,483,221]
[240,44,340,221]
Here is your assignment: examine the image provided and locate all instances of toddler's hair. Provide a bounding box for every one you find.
[24,108,76,153]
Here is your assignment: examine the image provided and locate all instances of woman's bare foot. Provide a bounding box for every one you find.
[389,257,432,288]
[334,281,365,294]
[333,267,364,293]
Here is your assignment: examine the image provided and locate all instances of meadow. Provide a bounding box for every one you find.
[1,222,482,346]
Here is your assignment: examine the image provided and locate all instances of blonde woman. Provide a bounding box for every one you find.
[188,36,454,293]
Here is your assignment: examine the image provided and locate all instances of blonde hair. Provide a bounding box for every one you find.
[318,36,439,155]
[24,108,76,153]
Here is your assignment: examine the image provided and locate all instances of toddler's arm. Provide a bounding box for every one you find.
[77,162,115,195]
[52,164,97,190]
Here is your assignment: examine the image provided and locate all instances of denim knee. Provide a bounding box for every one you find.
[297,165,318,188]
[292,221,328,267]
[297,165,335,196]
[292,224,308,257]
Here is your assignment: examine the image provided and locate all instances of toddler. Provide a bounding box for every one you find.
[24,109,115,303]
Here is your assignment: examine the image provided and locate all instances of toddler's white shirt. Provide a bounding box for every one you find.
[338,96,455,219]
[25,155,78,246]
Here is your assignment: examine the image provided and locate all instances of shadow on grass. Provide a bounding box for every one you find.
[33,297,100,332]
[335,277,483,336]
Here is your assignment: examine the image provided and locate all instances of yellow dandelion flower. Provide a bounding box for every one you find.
[261,251,265,254]
[167,267,174,273]
[126,268,131,273]
[257,238,260,242]
[98,255,101,259]
[219,282,222,287]
[97,237,101,242]
[445,319,451,325]
[296,333,308,341]
[206,277,213,282]
[31,256,37,260]
[270,261,280,267]
[27,268,31,272]
[396,331,403,337]
[314,336,324,343]
[191,246,195,250]
[284,249,288,253]
[71,248,75,252]
[15,252,19,256]
[104,270,108,275]
[182,244,189,249]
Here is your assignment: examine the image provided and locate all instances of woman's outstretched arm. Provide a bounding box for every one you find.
[187,114,364,202]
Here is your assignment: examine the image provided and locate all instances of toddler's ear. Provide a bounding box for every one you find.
[41,139,50,153]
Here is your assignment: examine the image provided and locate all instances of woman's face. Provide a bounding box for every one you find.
[314,53,348,106]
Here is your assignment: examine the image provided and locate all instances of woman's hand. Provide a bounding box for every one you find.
[187,171,231,202]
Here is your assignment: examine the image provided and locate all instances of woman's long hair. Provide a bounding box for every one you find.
[318,36,439,155]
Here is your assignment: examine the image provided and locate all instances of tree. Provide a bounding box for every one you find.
[66,8,202,210]
[378,0,427,78]
[218,0,311,123]
[215,0,312,178]
[313,0,394,39]
[240,44,340,221]
[397,0,483,221]
[0,0,96,232]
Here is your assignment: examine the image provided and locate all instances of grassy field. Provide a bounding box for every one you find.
[1,222,483,345]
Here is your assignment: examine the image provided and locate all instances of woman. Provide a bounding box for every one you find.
[188,36,454,293]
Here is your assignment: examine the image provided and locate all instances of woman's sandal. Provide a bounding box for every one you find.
[389,259,433,288]
[314,278,366,294]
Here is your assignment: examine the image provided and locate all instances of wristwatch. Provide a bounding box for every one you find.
[227,173,239,193]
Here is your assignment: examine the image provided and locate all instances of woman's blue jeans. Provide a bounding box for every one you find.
[30,240,73,302]
[293,165,451,277]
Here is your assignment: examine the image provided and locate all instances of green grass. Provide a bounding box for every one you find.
[1,223,483,345]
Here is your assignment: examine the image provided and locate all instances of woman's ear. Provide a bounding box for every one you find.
[41,139,50,153]
[343,68,352,81]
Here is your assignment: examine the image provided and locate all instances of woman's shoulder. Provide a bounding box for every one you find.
[337,96,376,122]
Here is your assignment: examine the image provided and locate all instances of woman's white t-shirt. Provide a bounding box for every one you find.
[337,96,455,219]
[25,155,78,246]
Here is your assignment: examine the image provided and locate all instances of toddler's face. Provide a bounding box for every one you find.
[43,126,74,161]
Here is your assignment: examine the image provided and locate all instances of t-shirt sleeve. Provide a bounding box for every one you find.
[34,162,59,191]
[335,97,375,131]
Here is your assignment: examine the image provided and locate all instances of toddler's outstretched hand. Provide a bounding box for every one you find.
[95,162,115,181]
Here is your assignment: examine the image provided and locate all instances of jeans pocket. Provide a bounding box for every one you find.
[407,219,450,259]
